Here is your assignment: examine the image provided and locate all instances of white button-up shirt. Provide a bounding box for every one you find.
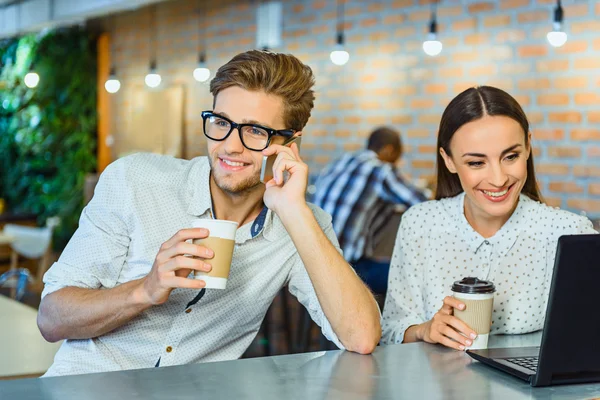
[381,193,597,344]
[42,153,343,377]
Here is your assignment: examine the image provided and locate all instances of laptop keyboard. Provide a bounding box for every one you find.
[505,357,538,372]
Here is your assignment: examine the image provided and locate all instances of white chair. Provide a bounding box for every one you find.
[1,217,60,298]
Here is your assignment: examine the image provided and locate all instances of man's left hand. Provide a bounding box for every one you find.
[262,142,307,214]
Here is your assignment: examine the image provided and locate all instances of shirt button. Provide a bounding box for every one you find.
[166,346,173,353]
[185,308,192,314]
[484,240,490,245]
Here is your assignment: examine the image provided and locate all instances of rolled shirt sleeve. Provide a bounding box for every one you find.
[286,205,360,350]
[42,160,131,298]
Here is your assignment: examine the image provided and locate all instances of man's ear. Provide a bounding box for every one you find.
[439,147,457,174]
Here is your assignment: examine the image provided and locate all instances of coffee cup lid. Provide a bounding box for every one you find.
[451,277,495,294]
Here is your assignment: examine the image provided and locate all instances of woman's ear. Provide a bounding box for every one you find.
[440,147,457,174]
[526,132,532,160]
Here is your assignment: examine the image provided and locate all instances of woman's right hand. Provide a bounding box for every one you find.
[417,296,478,350]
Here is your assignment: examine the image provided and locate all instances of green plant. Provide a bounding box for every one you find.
[0,27,97,250]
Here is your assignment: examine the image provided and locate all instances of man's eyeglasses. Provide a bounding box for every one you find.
[201,111,295,152]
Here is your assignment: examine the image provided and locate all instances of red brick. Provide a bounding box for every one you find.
[438,6,463,18]
[594,39,600,51]
[575,93,600,105]
[548,112,582,124]
[500,0,530,9]
[343,143,362,152]
[574,58,600,70]
[548,182,584,194]
[590,184,600,196]
[453,82,478,93]
[501,63,531,74]
[392,115,413,124]
[408,9,431,22]
[395,26,417,37]
[292,4,304,13]
[334,130,351,138]
[544,197,562,208]
[537,94,569,106]
[571,21,600,35]
[418,145,437,154]
[588,112,600,124]
[361,101,381,110]
[392,0,414,8]
[571,129,600,141]
[321,143,337,151]
[565,3,591,17]
[344,116,361,124]
[452,18,477,31]
[380,43,401,53]
[536,60,569,72]
[361,18,378,28]
[435,68,461,80]
[412,160,435,169]
[452,51,479,63]
[547,146,582,158]
[573,166,600,177]
[518,45,548,58]
[407,129,431,138]
[368,3,384,12]
[321,117,338,125]
[528,112,544,124]
[468,2,495,13]
[536,163,570,175]
[553,76,588,90]
[496,29,526,43]
[383,14,406,25]
[411,99,435,109]
[484,15,512,27]
[314,155,331,164]
[419,114,441,124]
[465,33,490,45]
[517,10,549,23]
[518,78,551,90]
[556,40,588,54]
[567,199,600,213]
[533,129,565,140]
[469,64,496,77]
[532,147,542,158]
[366,116,387,125]
[424,84,447,95]
[369,32,391,41]
[597,2,600,15]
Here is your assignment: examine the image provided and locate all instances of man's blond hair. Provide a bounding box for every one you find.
[210,50,315,132]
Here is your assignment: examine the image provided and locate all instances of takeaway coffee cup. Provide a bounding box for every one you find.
[451,277,496,350]
[191,219,238,289]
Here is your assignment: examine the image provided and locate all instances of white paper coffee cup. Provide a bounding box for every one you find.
[451,277,495,350]
[191,219,238,289]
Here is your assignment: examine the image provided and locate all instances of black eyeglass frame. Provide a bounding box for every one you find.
[201,110,296,151]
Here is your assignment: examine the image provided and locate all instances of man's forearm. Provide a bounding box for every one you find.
[278,205,381,354]
[37,279,151,342]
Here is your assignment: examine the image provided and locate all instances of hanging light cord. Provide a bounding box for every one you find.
[336,0,345,44]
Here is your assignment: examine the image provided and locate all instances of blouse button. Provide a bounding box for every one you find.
[484,240,490,245]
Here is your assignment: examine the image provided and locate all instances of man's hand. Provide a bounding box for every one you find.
[137,228,215,305]
[416,296,478,350]
[262,142,307,214]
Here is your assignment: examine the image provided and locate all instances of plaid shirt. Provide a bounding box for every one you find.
[312,150,426,263]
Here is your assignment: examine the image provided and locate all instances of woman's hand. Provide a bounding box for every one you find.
[416,296,478,350]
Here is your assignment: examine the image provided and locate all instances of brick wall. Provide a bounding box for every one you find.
[106,0,600,217]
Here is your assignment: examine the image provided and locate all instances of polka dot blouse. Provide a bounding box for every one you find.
[381,192,597,345]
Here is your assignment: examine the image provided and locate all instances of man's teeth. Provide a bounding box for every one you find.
[222,159,245,167]
[483,188,508,197]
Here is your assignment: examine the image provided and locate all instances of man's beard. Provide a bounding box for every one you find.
[209,156,263,196]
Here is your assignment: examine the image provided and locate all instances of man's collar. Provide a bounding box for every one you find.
[186,158,275,242]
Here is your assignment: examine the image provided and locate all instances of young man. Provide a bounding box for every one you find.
[312,127,427,296]
[37,50,380,377]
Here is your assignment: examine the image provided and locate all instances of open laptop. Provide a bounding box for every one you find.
[467,234,600,387]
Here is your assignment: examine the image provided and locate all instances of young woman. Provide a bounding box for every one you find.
[381,86,596,350]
